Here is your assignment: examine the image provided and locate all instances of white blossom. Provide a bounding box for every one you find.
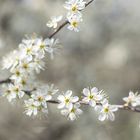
[10,67,25,81]
[3,84,25,102]
[57,90,79,109]
[33,38,50,59]
[19,40,35,61]
[31,92,49,108]
[123,91,140,107]
[47,16,63,29]
[64,0,86,14]
[95,99,118,121]
[67,14,82,32]
[24,99,40,116]
[3,85,16,102]
[82,87,103,107]
[61,103,83,121]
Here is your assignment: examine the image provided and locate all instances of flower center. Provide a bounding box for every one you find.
[38,96,43,101]
[21,80,26,86]
[15,70,20,76]
[72,5,77,12]
[65,98,70,103]
[71,108,75,113]
[104,108,109,113]
[89,95,94,99]
[40,44,45,49]
[72,21,78,27]
[14,88,19,93]
[26,48,31,54]
[23,63,28,69]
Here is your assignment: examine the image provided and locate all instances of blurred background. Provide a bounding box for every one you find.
[0,0,140,140]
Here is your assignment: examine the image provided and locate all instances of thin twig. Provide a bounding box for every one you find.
[0,78,11,84]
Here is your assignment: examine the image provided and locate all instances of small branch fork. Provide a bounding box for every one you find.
[1,0,140,114]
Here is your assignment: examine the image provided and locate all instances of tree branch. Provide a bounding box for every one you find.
[0,78,11,84]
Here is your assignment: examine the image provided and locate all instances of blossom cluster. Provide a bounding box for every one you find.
[24,86,118,122]
[47,0,86,32]
[1,0,140,125]
[24,84,59,116]
[2,35,60,102]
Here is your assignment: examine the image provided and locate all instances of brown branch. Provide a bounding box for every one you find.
[0,78,11,84]
[48,0,95,39]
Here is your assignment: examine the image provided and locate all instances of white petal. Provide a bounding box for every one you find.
[66,103,73,109]
[83,88,90,96]
[89,100,96,107]
[61,109,69,116]
[65,90,72,98]
[69,113,76,121]
[95,105,102,112]
[91,87,98,93]
[26,109,33,116]
[82,97,90,103]
[109,105,118,112]
[102,99,109,106]
[71,96,79,102]
[76,108,83,115]
[108,112,115,121]
[18,91,25,98]
[123,97,129,102]
[98,113,106,121]
[45,95,52,101]
[129,91,134,97]
[57,95,65,101]
[33,108,38,116]
[58,102,65,109]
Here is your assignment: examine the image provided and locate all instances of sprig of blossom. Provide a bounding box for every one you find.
[2,0,140,126]
[2,35,60,102]
[64,0,86,32]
